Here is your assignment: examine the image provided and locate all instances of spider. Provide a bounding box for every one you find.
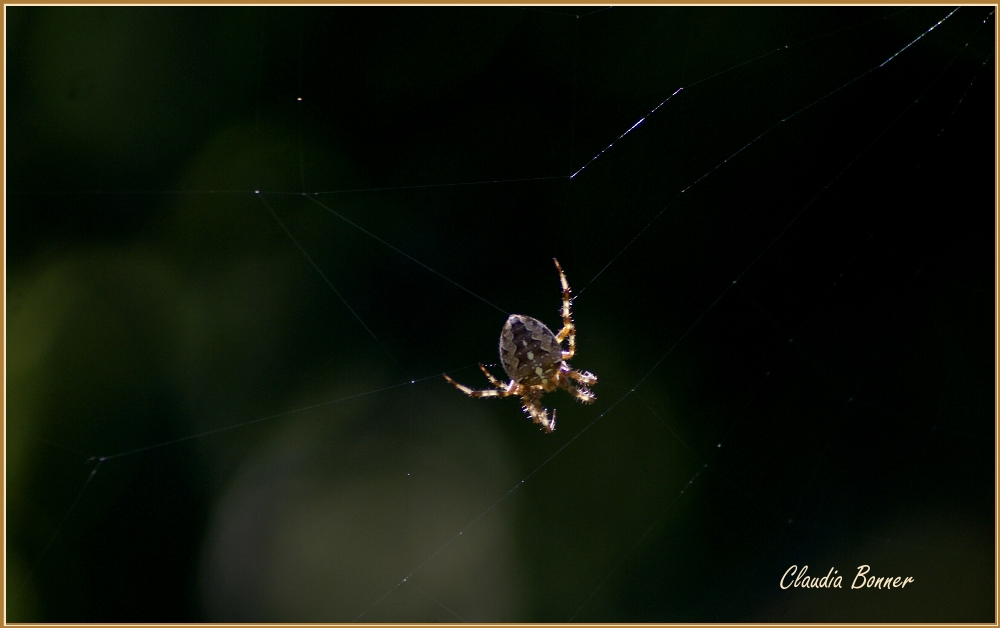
[443,258,597,433]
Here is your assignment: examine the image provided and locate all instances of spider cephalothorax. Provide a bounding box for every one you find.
[444,258,597,433]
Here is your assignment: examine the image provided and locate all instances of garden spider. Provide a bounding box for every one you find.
[443,258,597,433]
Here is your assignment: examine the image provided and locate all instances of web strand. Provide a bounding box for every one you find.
[256,192,411,377]
[576,6,963,299]
[301,193,509,316]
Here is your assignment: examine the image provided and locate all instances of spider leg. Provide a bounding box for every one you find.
[443,373,513,398]
[552,258,576,360]
[478,363,510,391]
[567,368,597,387]
[521,389,556,433]
[565,382,596,404]
[557,366,596,403]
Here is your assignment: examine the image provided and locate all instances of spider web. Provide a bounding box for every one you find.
[6,6,996,622]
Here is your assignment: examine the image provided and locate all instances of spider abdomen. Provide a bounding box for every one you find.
[499,314,562,387]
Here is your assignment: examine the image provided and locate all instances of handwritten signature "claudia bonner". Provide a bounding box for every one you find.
[780,565,914,590]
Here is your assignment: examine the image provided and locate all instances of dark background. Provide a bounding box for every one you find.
[6,6,995,622]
